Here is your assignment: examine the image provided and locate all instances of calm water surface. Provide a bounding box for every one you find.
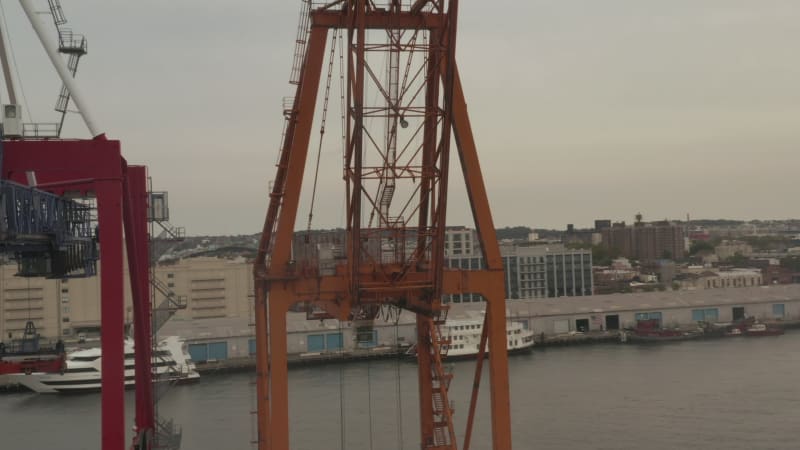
[2,332,800,450]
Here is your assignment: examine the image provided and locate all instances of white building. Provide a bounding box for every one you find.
[445,243,593,303]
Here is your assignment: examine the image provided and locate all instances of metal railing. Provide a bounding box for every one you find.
[0,179,94,247]
[21,123,60,138]
[57,29,87,55]
[0,179,97,277]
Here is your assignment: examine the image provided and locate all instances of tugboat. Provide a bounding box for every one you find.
[625,319,704,343]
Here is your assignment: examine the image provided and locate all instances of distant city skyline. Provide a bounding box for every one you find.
[1,1,798,235]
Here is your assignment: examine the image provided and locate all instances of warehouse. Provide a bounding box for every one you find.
[160,284,800,367]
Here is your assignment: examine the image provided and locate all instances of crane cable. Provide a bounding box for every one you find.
[336,29,347,450]
[27,277,31,321]
[394,306,404,450]
[367,326,374,450]
[306,28,339,235]
[338,316,346,450]
[337,25,346,167]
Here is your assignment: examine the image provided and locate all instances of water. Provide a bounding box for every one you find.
[2,333,800,450]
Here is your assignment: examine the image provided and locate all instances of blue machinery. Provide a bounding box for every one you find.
[0,137,97,279]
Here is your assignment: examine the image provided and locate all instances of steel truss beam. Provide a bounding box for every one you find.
[254,1,512,449]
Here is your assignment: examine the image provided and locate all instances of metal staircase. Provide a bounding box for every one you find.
[147,188,187,332]
[47,0,88,137]
[54,51,82,112]
[153,416,182,450]
[426,306,457,450]
[289,0,311,84]
[151,277,187,333]
[47,0,67,25]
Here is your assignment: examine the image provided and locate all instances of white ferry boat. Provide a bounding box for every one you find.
[442,317,535,358]
[408,316,535,359]
[8,336,199,394]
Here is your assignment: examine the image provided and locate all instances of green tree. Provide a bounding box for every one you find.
[591,245,620,266]
[495,226,532,241]
[780,256,800,271]
[689,240,715,255]
[724,252,749,267]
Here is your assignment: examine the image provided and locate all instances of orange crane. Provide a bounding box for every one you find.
[253,1,512,449]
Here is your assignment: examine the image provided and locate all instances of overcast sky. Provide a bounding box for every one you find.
[2,1,798,235]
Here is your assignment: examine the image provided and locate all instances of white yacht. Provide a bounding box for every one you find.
[8,336,199,394]
[407,316,535,359]
[442,317,535,358]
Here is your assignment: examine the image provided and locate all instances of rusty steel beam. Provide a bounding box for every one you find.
[255,24,329,450]
[256,1,513,449]
[311,10,445,29]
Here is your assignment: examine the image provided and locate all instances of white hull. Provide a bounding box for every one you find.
[443,317,535,358]
[9,336,199,394]
[407,315,536,359]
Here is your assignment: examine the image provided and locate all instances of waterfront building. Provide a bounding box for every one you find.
[0,257,254,340]
[0,263,137,340]
[444,226,481,257]
[562,224,601,247]
[445,243,592,302]
[498,284,800,335]
[675,268,762,290]
[7,254,797,367]
[156,257,254,320]
[601,220,685,261]
[161,284,800,367]
[762,265,800,285]
[715,240,753,260]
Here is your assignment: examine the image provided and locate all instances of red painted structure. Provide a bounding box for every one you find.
[1,136,154,450]
[0,354,64,375]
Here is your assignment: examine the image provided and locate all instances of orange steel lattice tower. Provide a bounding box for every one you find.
[253,1,512,449]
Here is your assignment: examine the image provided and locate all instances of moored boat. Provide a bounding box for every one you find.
[625,319,704,343]
[407,316,535,359]
[7,336,199,394]
[744,323,784,337]
[625,329,705,343]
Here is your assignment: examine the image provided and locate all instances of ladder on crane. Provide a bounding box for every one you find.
[428,307,457,449]
[47,0,88,137]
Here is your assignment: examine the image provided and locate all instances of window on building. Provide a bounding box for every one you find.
[167,273,174,279]
[61,288,69,293]
[773,304,785,318]
[634,312,663,324]
[168,282,175,288]
[691,308,719,322]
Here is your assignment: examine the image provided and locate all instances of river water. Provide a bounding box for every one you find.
[2,332,800,450]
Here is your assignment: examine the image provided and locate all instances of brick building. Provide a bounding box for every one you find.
[601,220,685,261]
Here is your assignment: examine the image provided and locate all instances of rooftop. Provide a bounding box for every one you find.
[162,284,800,338]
